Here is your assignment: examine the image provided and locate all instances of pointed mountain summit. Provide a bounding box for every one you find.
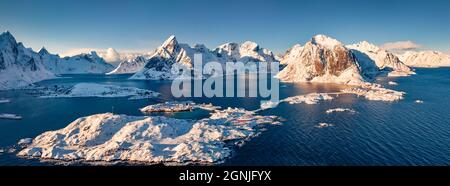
[38,47,50,56]
[0,31,18,51]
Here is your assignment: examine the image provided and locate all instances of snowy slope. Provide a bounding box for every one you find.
[276,35,365,85]
[40,50,114,74]
[279,44,303,65]
[347,41,414,76]
[0,31,54,90]
[107,56,148,74]
[399,51,450,67]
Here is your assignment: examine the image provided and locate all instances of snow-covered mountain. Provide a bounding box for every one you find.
[0,31,54,90]
[107,56,148,74]
[347,41,414,77]
[276,35,365,85]
[398,51,450,67]
[130,35,278,80]
[213,41,277,63]
[40,50,115,74]
[130,35,200,80]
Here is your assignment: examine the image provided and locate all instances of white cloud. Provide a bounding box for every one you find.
[381,41,422,51]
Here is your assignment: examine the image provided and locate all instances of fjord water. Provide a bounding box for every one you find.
[0,68,449,165]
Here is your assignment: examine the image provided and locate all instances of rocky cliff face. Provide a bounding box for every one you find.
[276,35,364,85]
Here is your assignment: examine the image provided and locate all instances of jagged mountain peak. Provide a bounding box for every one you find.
[1,30,14,39]
[38,47,50,55]
[161,35,178,48]
[311,34,343,49]
[0,30,18,48]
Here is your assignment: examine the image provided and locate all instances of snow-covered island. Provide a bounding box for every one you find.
[140,101,220,113]
[325,108,356,114]
[39,83,159,100]
[341,83,404,102]
[0,99,10,104]
[18,106,280,165]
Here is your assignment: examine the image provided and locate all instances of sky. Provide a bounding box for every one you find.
[0,0,449,55]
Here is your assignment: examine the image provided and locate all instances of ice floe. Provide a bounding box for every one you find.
[39,83,159,100]
[18,107,280,165]
[315,123,334,128]
[0,113,22,120]
[325,108,356,114]
[140,101,221,113]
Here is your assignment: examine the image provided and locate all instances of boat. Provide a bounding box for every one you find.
[0,99,11,104]
[0,114,22,120]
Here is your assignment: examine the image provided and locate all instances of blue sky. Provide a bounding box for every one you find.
[0,0,449,55]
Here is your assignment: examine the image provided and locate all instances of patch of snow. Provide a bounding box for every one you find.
[18,138,32,146]
[39,83,159,99]
[387,70,415,77]
[18,108,280,165]
[325,108,356,114]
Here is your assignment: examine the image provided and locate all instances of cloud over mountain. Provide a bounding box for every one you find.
[381,41,422,51]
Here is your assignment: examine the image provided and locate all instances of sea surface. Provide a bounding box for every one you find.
[0,68,449,165]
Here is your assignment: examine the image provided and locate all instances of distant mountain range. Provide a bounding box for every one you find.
[1,30,449,90]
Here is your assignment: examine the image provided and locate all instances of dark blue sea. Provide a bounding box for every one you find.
[0,68,449,165]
